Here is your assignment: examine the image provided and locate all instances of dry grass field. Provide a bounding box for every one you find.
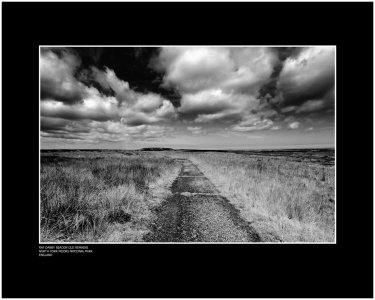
[40,149,335,243]
[185,151,335,242]
[40,151,179,242]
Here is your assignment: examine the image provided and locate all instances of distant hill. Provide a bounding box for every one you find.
[140,147,175,151]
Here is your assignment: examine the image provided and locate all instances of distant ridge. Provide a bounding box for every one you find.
[41,147,334,152]
[140,147,175,151]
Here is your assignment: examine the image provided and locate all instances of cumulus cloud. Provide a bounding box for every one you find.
[41,87,119,121]
[86,67,178,126]
[120,96,176,126]
[40,49,86,104]
[153,47,275,95]
[178,89,255,117]
[151,46,283,130]
[133,93,164,112]
[154,47,234,92]
[288,122,300,129]
[225,47,278,94]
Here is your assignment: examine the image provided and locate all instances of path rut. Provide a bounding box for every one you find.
[144,159,260,242]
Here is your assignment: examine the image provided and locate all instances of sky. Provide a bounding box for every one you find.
[40,46,335,150]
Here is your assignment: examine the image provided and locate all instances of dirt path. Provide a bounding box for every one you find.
[144,159,260,242]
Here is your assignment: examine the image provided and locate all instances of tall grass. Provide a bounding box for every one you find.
[187,152,335,242]
[40,152,179,242]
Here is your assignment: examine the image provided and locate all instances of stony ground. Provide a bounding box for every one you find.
[144,159,260,242]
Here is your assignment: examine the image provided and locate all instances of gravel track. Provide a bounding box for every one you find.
[144,159,260,242]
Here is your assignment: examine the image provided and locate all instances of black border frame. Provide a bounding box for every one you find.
[2,2,373,298]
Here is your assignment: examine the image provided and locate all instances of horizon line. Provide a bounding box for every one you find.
[40,146,335,151]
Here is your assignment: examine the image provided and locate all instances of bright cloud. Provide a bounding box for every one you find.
[288,122,300,129]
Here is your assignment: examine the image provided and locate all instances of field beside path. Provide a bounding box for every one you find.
[182,152,335,243]
[40,150,180,242]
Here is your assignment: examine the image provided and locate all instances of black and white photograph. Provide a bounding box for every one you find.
[2,2,373,298]
[40,46,336,243]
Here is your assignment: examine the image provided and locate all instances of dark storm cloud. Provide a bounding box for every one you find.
[71,47,182,105]
[257,47,335,119]
[285,86,335,117]
[258,47,306,108]
[278,66,334,108]
[272,47,305,61]
[158,86,181,107]
[41,47,182,106]
[77,67,116,98]
[282,83,333,109]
